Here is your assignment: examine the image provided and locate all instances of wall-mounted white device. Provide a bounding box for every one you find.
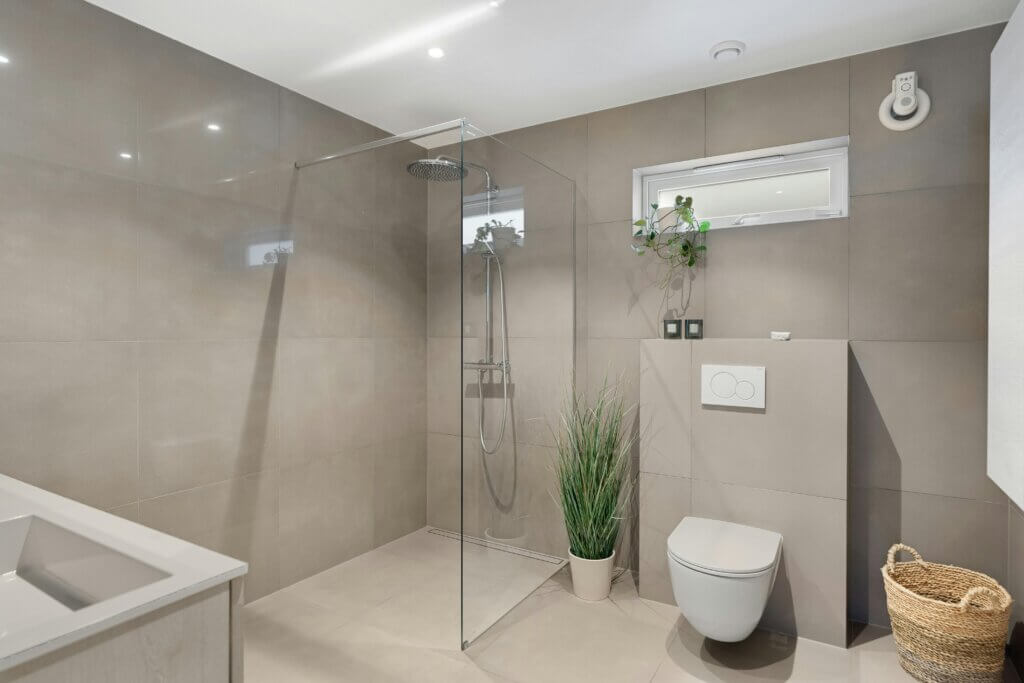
[701,364,766,409]
[879,71,930,131]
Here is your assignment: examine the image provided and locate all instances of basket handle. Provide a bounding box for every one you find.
[887,543,925,571]
[959,586,1008,613]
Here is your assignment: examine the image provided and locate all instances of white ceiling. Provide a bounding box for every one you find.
[87,0,1017,137]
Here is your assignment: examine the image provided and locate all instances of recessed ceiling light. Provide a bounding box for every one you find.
[119,152,133,160]
[206,123,222,132]
[710,40,746,62]
[0,55,9,64]
[489,1,501,6]
[427,47,445,59]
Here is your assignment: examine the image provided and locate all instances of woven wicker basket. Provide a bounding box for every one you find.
[882,543,1012,683]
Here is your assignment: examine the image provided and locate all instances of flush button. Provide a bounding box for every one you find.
[701,364,766,409]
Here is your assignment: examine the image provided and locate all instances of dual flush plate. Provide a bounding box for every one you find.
[700,364,766,409]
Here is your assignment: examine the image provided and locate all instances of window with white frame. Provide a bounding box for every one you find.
[634,137,849,231]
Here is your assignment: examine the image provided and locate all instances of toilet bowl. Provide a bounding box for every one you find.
[667,516,783,643]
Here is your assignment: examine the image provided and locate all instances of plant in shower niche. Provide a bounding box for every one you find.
[553,379,635,601]
[630,195,710,288]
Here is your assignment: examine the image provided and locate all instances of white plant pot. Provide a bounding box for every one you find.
[568,549,615,601]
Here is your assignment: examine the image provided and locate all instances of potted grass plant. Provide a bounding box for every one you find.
[554,381,636,601]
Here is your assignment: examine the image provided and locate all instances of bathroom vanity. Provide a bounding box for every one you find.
[0,475,247,682]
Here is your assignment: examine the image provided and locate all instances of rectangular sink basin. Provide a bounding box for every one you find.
[0,515,169,635]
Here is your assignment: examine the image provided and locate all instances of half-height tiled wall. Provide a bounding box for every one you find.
[0,0,427,600]
[639,339,848,646]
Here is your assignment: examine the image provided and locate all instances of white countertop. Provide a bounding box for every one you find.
[0,475,247,672]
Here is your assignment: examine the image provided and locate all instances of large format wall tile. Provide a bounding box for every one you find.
[139,340,280,498]
[0,0,139,179]
[137,183,285,340]
[587,221,705,339]
[703,218,849,339]
[373,435,427,547]
[426,432,467,534]
[0,154,139,342]
[279,447,374,587]
[692,479,847,647]
[374,337,427,443]
[850,341,1000,502]
[586,91,705,222]
[141,470,281,600]
[638,473,690,604]
[277,338,375,467]
[707,59,850,156]
[280,220,376,339]
[691,340,848,500]
[136,28,282,209]
[639,340,692,478]
[0,341,138,509]
[849,186,987,341]
[848,487,1008,626]
[373,230,427,339]
[850,25,1000,196]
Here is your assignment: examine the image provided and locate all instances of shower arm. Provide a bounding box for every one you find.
[436,155,498,194]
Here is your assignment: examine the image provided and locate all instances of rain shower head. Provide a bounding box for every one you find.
[407,156,498,194]
[406,158,467,183]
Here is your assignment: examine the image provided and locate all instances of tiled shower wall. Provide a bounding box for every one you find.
[428,23,1004,631]
[0,0,427,600]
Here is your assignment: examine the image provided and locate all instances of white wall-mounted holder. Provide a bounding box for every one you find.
[879,70,930,131]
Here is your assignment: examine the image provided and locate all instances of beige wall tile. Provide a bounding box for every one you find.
[137,183,285,340]
[374,435,427,546]
[136,28,283,210]
[0,341,138,509]
[426,336,463,437]
[850,25,1000,196]
[139,340,280,498]
[588,221,704,339]
[426,432,467,534]
[691,339,848,500]
[277,337,375,466]
[638,473,690,604]
[707,59,850,156]
[279,220,375,339]
[279,447,374,587]
[374,337,427,443]
[141,470,281,600]
[500,226,575,339]
[692,479,847,647]
[639,340,692,478]
[850,341,1000,502]
[0,0,139,179]
[0,154,138,342]
[849,186,987,341]
[703,218,849,339]
[848,486,1008,626]
[587,91,705,223]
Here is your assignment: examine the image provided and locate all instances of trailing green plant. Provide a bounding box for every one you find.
[553,380,636,561]
[630,195,710,288]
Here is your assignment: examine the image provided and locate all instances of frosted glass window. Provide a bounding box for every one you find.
[657,169,830,223]
[638,140,848,230]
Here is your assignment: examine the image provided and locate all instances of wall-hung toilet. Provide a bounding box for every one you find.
[667,516,783,642]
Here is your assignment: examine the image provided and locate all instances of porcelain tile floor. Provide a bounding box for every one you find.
[243,528,1019,682]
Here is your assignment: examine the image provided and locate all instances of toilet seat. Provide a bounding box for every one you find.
[667,517,782,577]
